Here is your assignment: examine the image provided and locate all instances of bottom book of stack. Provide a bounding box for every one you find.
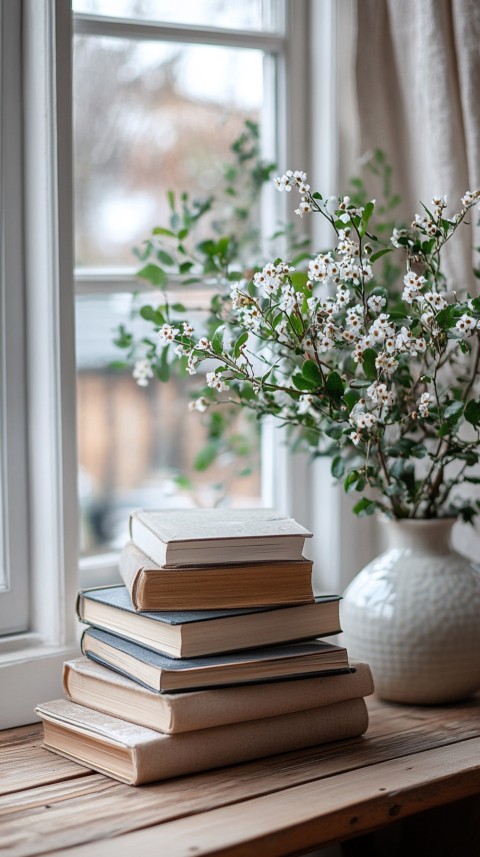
[35,658,374,785]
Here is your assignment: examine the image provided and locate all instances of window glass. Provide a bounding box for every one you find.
[0,448,4,592]
[76,293,261,553]
[73,0,275,31]
[73,36,264,268]
[73,16,272,554]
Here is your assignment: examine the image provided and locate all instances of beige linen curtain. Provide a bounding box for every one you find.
[355,0,480,292]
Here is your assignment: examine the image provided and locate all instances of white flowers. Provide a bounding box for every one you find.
[133,359,153,387]
[129,163,480,526]
[461,189,480,208]
[367,382,395,407]
[367,294,386,314]
[455,313,478,337]
[402,272,426,304]
[274,170,310,194]
[158,323,179,345]
[298,394,316,416]
[206,371,229,392]
[418,392,431,418]
[188,396,208,413]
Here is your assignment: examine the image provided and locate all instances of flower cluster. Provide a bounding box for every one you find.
[125,160,480,522]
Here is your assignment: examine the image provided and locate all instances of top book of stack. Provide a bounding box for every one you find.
[129,508,313,568]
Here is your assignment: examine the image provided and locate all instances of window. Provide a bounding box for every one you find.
[0,1,30,634]
[72,1,288,574]
[0,0,79,727]
[1,0,348,729]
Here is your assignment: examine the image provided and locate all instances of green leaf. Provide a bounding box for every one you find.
[362,348,378,381]
[139,305,165,325]
[171,302,186,312]
[464,400,480,427]
[157,250,175,267]
[194,443,218,471]
[344,470,361,492]
[331,456,345,479]
[352,497,378,516]
[152,226,175,237]
[326,370,344,397]
[174,473,193,489]
[167,190,175,211]
[234,331,249,358]
[289,314,304,337]
[443,400,464,422]
[292,373,314,391]
[359,200,375,236]
[179,261,194,274]
[290,271,309,292]
[211,326,225,356]
[370,247,394,263]
[154,345,170,382]
[302,360,323,385]
[137,264,167,287]
[113,324,133,349]
[344,389,360,412]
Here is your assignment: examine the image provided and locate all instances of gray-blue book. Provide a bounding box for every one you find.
[77,585,342,659]
[81,627,350,692]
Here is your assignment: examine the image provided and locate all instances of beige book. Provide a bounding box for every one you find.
[129,508,312,567]
[63,657,375,734]
[36,697,369,785]
[119,542,314,610]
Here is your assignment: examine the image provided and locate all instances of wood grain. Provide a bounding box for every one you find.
[1,695,480,857]
[46,739,480,857]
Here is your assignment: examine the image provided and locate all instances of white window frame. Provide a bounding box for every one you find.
[72,1,298,579]
[0,0,360,729]
[0,0,79,729]
[0,0,30,634]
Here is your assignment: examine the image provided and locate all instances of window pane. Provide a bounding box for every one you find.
[76,294,261,552]
[0,465,5,591]
[0,1,29,630]
[73,36,264,268]
[73,0,278,31]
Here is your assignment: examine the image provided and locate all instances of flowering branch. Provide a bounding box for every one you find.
[123,149,480,522]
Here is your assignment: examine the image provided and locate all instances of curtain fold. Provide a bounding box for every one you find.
[355,0,480,291]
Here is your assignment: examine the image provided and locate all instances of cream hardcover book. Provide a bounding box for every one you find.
[63,656,374,734]
[36,697,369,785]
[129,508,312,567]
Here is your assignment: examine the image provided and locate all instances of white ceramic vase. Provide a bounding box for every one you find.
[340,518,480,704]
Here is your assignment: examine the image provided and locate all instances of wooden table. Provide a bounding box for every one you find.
[2,694,480,857]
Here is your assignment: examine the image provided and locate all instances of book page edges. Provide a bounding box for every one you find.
[118,543,153,610]
[36,698,368,785]
[63,657,374,734]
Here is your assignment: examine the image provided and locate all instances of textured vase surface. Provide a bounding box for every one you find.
[340,518,480,704]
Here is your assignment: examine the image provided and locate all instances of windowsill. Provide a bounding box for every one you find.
[0,638,81,729]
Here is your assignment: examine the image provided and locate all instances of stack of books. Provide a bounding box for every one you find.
[36,508,374,785]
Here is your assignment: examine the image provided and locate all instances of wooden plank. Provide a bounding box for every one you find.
[2,696,480,857]
[0,725,41,748]
[2,712,480,857]
[0,744,91,796]
[0,775,116,815]
[46,737,480,857]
